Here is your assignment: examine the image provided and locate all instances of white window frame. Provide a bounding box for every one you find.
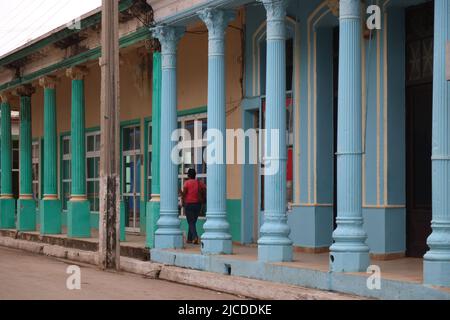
[32,140,40,203]
[177,113,208,218]
[61,136,72,211]
[86,131,101,213]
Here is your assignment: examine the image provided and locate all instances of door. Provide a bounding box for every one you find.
[122,126,142,232]
[405,2,434,258]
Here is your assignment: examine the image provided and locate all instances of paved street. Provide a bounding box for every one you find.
[0,247,242,300]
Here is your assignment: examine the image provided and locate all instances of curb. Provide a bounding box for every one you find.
[0,236,361,300]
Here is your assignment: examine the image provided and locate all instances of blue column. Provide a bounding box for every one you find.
[329,0,369,272]
[198,8,235,255]
[257,0,293,262]
[151,25,185,249]
[424,0,450,287]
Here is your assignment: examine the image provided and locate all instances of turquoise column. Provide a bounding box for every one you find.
[0,94,15,229]
[257,0,293,262]
[146,51,162,248]
[424,0,450,287]
[16,86,36,231]
[198,8,235,255]
[329,0,370,272]
[66,67,90,238]
[39,77,61,234]
[151,26,185,249]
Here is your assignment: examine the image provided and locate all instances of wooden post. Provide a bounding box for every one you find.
[99,0,120,270]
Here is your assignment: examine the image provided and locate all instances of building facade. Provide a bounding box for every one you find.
[0,0,449,298]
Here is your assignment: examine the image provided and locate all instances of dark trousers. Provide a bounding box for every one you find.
[185,203,201,241]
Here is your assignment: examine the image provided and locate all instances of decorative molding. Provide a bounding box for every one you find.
[13,84,36,97]
[150,25,185,69]
[39,76,59,89]
[0,92,13,103]
[0,26,151,92]
[327,0,340,17]
[259,0,289,40]
[198,8,236,56]
[66,66,88,80]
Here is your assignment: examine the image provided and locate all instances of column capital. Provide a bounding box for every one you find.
[339,0,360,20]
[259,0,289,40]
[198,8,236,39]
[39,76,59,89]
[259,0,289,22]
[66,66,88,80]
[150,25,185,69]
[0,92,13,103]
[198,8,236,56]
[150,25,185,52]
[13,84,36,97]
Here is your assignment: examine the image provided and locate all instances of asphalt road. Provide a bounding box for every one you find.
[0,246,242,300]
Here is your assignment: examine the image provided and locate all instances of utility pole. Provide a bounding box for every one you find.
[99,0,120,270]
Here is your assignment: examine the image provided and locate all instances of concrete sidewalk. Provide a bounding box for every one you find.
[0,234,361,300]
[0,246,241,300]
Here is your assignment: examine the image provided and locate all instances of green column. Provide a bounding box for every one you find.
[0,94,15,229]
[146,51,162,248]
[66,67,90,238]
[39,77,61,235]
[17,85,36,231]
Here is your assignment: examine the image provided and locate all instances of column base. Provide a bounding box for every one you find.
[0,198,16,229]
[329,251,370,272]
[201,237,232,255]
[424,259,450,288]
[40,199,61,234]
[145,201,160,248]
[258,244,293,262]
[17,199,36,231]
[67,200,91,238]
[288,205,333,249]
[155,232,183,249]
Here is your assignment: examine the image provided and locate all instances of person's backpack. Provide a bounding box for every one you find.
[197,179,206,204]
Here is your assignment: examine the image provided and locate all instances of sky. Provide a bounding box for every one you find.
[0,0,101,57]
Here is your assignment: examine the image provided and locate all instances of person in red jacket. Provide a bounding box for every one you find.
[180,168,206,244]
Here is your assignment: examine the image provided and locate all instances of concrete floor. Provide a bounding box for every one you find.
[0,246,242,300]
[173,243,427,285]
[13,227,436,287]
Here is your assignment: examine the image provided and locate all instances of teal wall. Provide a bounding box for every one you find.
[180,199,242,242]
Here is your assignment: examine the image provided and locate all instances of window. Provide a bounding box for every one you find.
[177,113,207,217]
[62,132,101,212]
[32,141,40,205]
[86,132,100,212]
[122,125,142,231]
[12,139,19,198]
[61,136,71,211]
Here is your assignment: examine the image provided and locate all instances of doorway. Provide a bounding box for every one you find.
[405,1,434,258]
[122,125,142,232]
[332,26,339,228]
